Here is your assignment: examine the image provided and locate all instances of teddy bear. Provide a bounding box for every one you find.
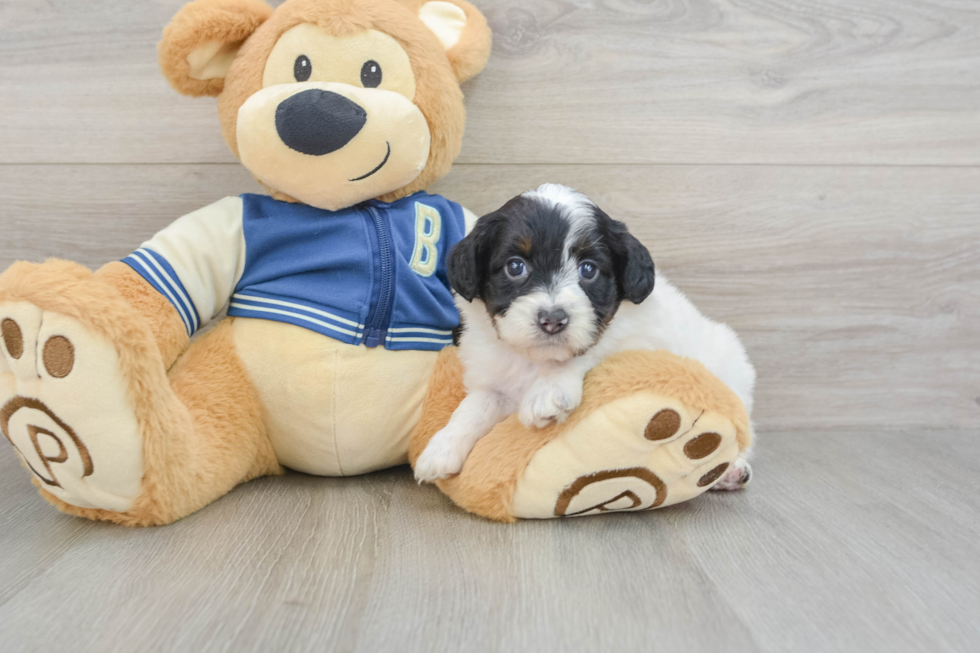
[0,0,752,526]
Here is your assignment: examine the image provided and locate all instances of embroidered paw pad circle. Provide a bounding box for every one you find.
[511,392,743,520]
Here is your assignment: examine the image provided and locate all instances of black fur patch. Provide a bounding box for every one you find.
[448,192,655,327]
[592,206,655,305]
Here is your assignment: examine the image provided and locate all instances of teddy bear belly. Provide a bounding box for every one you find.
[231,317,438,476]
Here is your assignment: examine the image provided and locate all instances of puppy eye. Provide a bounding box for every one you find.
[505,258,528,279]
[579,261,598,281]
[361,60,383,88]
[294,55,312,82]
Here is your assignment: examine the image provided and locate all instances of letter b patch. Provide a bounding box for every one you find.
[410,203,442,277]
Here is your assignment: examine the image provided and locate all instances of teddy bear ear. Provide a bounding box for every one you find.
[158,0,274,97]
[415,0,492,82]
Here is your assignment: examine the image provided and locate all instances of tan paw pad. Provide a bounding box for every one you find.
[511,392,741,519]
[2,318,24,360]
[0,305,143,512]
[42,335,75,378]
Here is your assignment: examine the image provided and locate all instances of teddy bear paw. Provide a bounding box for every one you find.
[0,301,144,512]
[510,393,747,519]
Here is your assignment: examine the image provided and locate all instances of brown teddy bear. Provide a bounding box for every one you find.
[0,0,751,526]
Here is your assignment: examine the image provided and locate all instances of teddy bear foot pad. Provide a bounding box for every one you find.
[0,301,144,512]
[511,392,741,518]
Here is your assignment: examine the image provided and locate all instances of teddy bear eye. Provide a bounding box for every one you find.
[294,55,312,82]
[360,60,382,88]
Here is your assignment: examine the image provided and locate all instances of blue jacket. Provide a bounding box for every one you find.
[123,192,466,351]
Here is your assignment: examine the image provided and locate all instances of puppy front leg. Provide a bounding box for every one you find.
[518,358,594,428]
[414,390,514,482]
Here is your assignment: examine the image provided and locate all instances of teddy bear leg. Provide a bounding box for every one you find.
[411,348,753,522]
[125,317,283,525]
[0,261,280,526]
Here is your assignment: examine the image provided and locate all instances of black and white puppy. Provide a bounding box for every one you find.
[414,184,755,488]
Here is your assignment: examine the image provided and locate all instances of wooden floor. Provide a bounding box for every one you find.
[1,0,979,651]
[2,429,978,653]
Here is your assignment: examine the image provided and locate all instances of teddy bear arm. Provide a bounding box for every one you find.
[85,196,247,368]
[94,262,190,368]
[108,196,248,360]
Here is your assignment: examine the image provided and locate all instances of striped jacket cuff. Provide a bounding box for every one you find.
[228,293,364,342]
[122,248,201,336]
[385,326,454,351]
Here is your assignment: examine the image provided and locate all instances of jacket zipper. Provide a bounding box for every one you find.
[363,205,394,348]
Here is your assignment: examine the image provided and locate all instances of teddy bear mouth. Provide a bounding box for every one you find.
[349,141,392,182]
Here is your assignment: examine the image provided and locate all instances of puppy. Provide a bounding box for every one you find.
[414,184,755,489]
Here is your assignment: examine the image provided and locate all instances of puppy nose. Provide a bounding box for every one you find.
[275,89,367,156]
[537,308,569,335]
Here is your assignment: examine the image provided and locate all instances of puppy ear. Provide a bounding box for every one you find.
[413,0,492,82]
[620,230,656,303]
[447,214,499,302]
[447,236,480,302]
[158,0,273,97]
[597,209,655,304]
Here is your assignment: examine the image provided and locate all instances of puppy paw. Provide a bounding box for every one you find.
[414,428,469,483]
[519,375,583,429]
[709,456,752,491]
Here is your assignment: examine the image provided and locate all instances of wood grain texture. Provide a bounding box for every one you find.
[1,431,978,653]
[2,0,979,164]
[2,163,978,431]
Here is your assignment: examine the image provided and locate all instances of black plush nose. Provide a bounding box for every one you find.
[537,308,569,335]
[275,89,367,156]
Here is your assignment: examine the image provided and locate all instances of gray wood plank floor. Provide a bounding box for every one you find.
[2,431,978,653]
[1,0,978,651]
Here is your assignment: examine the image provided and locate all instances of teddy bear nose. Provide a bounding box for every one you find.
[275,89,367,156]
